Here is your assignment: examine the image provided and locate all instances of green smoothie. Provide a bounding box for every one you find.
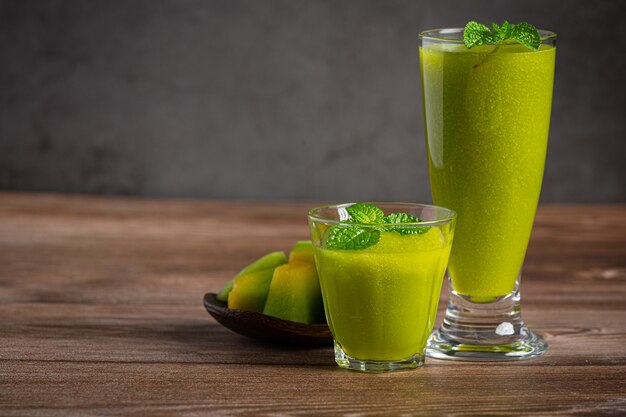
[420,43,556,300]
[314,229,452,361]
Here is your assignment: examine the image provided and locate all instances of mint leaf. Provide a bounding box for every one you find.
[324,203,383,250]
[383,213,430,235]
[463,21,493,48]
[464,20,541,52]
[510,22,541,51]
[325,225,380,250]
[493,21,513,42]
[346,203,384,224]
[384,212,419,223]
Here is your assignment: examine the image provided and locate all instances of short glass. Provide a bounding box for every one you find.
[308,203,456,372]
[419,28,557,360]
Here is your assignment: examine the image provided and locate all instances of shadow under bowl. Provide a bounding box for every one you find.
[203,293,332,346]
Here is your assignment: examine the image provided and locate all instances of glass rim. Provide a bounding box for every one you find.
[307,202,457,227]
[418,27,557,43]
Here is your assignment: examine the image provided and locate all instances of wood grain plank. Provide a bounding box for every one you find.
[1,192,625,416]
[0,303,624,366]
[1,362,625,416]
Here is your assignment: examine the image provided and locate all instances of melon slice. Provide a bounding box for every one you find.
[263,262,325,324]
[227,268,275,312]
[288,240,315,263]
[216,251,287,302]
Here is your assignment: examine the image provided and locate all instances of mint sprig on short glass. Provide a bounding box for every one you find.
[345,203,384,224]
[382,212,430,236]
[463,21,541,51]
[326,225,381,250]
[325,203,430,250]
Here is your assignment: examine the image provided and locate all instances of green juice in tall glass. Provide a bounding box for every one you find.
[314,229,452,361]
[420,43,556,301]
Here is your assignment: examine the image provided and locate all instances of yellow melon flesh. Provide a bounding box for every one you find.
[227,268,275,312]
[288,240,315,264]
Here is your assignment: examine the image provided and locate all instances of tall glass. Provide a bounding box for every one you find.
[419,28,556,360]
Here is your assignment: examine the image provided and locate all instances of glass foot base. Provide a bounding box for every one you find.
[426,275,548,361]
[427,327,548,361]
[334,341,424,373]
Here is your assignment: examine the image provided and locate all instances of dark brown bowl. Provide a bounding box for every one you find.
[203,293,332,346]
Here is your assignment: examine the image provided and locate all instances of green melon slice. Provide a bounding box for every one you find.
[216,251,287,302]
[288,240,315,263]
[227,268,275,312]
[263,261,325,324]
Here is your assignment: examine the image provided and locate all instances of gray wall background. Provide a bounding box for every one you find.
[1,0,625,203]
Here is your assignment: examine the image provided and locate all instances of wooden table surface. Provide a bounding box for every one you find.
[1,192,625,416]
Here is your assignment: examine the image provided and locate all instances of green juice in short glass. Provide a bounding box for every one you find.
[315,227,452,361]
[420,43,556,301]
[308,203,456,372]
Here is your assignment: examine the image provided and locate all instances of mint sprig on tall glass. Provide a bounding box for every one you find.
[463,21,541,51]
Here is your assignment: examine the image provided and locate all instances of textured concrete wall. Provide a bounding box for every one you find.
[1,0,625,202]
